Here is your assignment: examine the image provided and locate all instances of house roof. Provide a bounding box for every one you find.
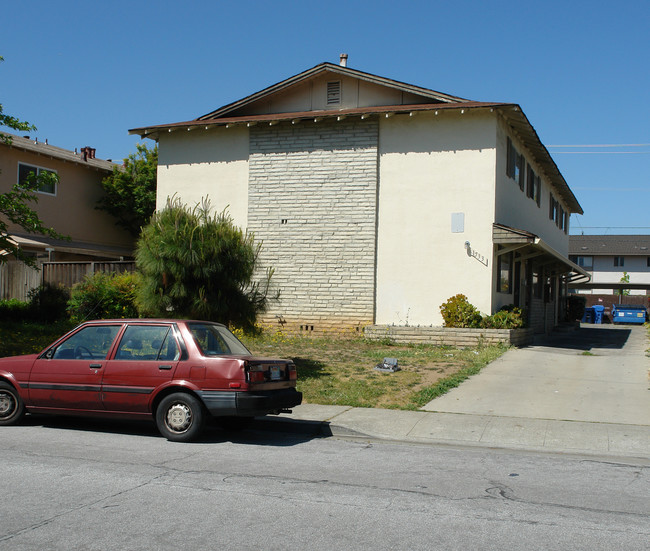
[569,235,650,256]
[128,61,582,213]
[1,133,117,173]
[197,62,471,120]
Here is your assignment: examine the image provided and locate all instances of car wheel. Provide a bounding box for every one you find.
[155,392,205,442]
[0,382,26,426]
[216,416,253,432]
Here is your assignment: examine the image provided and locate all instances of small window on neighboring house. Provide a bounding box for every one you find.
[571,255,593,270]
[18,162,57,195]
[327,81,341,105]
[497,252,512,294]
[549,193,556,220]
[647,256,650,267]
[614,256,624,267]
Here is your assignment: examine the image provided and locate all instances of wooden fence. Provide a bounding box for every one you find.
[0,261,41,301]
[0,261,136,301]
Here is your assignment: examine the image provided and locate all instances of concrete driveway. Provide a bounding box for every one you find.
[422,324,650,426]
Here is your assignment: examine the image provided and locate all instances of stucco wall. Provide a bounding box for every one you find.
[376,110,497,326]
[157,126,250,228]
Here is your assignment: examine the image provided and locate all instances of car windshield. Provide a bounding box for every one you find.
[188,323,251,356]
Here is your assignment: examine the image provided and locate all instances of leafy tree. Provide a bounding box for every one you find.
[618,271,630,297]
[1,56,65,267]
[136,197,275,330]
[96,143,157,237]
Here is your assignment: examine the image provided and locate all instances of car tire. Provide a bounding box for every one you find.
[0,382,26,426]
[155,392,205,442]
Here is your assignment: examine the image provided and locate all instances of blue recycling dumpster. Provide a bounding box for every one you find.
[612,304,647,324]
[581,307,595,323]
[592,305,605,324]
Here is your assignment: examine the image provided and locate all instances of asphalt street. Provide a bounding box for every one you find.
[1,420,648,551]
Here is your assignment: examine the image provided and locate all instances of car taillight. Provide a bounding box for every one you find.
[248,371,266,383]
[288,362,297,380]
[246,362,267,383]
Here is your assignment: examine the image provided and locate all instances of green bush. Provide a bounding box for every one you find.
[0,298,33,322]
[28,283,70,322]
[481,306,524,329]
[68,272,140,322]
[439,294,483,328]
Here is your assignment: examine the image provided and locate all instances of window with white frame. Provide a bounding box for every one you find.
[526,163,541,206]
[497,252,512,294]
[18,162,57,195]
[506,138,525,190]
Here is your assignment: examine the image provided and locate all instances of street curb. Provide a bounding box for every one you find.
[250,415,650,464]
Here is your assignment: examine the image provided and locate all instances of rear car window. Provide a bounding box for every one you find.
[115,325,180,361]
[188,323,250,356]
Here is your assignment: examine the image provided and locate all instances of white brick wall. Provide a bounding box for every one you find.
[248,120,378,330]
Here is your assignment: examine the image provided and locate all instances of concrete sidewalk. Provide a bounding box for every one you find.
[260,325,650,461]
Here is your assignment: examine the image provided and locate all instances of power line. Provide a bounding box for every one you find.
[548,143,650,148]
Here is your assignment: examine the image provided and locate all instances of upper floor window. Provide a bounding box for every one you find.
[647,256,650,267]
[548,193,568,232]
[614,256,624,267]
[506,138,525,190]
[18,162,57,195]
[526,163,541,206]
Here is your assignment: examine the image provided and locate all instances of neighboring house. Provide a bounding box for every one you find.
[0,133,134,263]
[569,235,650,296]
[130,56,586,334]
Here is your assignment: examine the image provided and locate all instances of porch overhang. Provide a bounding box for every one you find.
[493,224,590,283]
[3,234,133,260]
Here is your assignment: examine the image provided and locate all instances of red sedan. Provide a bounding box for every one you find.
[0,319,301,442]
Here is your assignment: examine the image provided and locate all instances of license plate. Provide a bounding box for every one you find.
[270,365,282,380]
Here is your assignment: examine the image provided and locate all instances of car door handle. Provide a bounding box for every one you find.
[158,365,173,370]
[89,363,103,369]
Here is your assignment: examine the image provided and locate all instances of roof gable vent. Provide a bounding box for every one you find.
[327,80,341,105]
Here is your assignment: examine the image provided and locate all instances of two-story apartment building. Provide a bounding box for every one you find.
[569,235,650,296]
[130,57,586,333]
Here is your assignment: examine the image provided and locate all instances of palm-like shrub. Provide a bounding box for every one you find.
[136,197,274,330]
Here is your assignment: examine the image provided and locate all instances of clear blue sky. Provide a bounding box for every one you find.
[2,0,648,235]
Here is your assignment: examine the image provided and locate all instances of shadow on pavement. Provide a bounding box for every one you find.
[23,413,327,447]
[531,325,632,351]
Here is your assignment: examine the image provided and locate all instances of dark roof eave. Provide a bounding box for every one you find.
[129,101,507,136]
